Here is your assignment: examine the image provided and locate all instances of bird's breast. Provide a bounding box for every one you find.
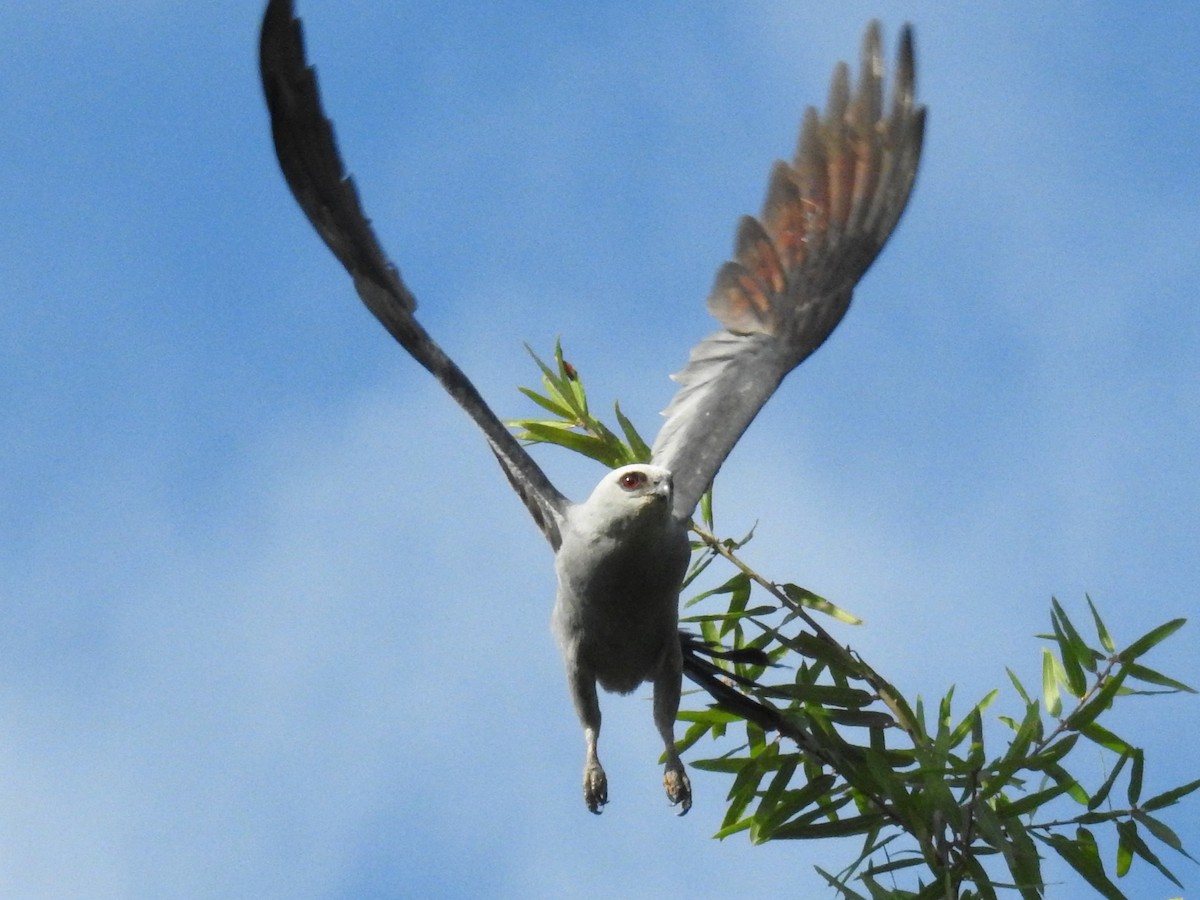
[552,518,690,691]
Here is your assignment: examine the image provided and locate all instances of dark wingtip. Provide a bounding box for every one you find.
[259,0,418,317]
[896,23,918,116]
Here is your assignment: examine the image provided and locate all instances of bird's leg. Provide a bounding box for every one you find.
[566,666,607,813]
[653,647,692,815]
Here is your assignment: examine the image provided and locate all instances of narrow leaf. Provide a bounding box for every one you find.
[1042,648,1062,718]
[1054,597,1099,674]
[613,402,651,462]
[1132,810,1193,859]
[699,488,714,529]
[1006,667,1033,705]
[1115,820,1135,877]
[1066,668,1128,732]
[1142,776,1200,812]
[1051,598,1090,693]
[1119,819,1184,888]
[1023,732,1080,772]
[814,867,870,900]
[781,583,862,624]
[1126,749,1144,806]
[1077,720,1133,755]
[1038,830,1125,900]
[517,421,619,465]
[757,683,874,707]
[1045,762,1090,805]
[770,813,879,840]
[997,781,1071,818]
[1088,751,1130,811]
[1087,594,1116,653]
[1120,618,1186,662]
[515,385,573,418]
[949,689,999,747]
[1123,661,1196,693]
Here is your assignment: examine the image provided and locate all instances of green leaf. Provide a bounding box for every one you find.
[1077,720,1133,755]
[698,488,714,529]
[552,340,589,416]
[1088,751,1130,810]
[1037,829,1125,900]
[814,867,870,900]
[680,606,775,624]
[757,771,837,837]
[824,709,897,728]
[1123,661,1196,693]
[1023,732,1079,772]
[527,341,584,418]
[1132,810,1194,859]
[675,719,717,755]
[1041,648,1063,718]
[752,754,799,837]
[998,813,1045,899]
[775,630,848,667]
[1115,820,1135,877]
[1066,668,1127,731]
[690,756,749,774]
[1119,618,1186,662]
[1059,598,1100,673]
[770,813,879,840]
[1142,776,1200,812]
[1126,749,1144,806]
[613,402,651,463]
[721,574,752,638]
[1051,597,1092,691]
[677,708,742,725]
[515,385,573,418]
[516,420,621,466]
[1044,762,1090,805]
[1006,667,1033,705]
[949,690,999,748]
[1087,595,1116,653]
[721,750,770,830]
[1118,819,1184,888]
[781,583,862,624]
[983,703,1043,798]
[687,571,750,605]
[996,781,1071,818]
[756,683,875,707]
[862,856,928,878]
[712,815,754,840]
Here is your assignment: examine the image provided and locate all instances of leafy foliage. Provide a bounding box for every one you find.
[509,344,1197,899]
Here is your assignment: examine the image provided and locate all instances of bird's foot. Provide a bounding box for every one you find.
[664,763,692,815]
[583,761,608,814]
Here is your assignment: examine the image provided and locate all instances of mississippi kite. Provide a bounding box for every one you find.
[259,0,925,815]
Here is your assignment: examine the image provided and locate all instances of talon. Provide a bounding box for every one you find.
[584,763,608,814]
[664,765,692,815]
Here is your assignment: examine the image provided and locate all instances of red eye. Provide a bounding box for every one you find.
[619,470,648,491]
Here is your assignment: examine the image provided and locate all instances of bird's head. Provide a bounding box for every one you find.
[582,464,674,529]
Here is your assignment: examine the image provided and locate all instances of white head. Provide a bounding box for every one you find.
[579,464,674,530]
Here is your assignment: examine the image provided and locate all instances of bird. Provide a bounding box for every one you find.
[258,0,925,816]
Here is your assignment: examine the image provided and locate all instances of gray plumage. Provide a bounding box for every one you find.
[259,0,925,815]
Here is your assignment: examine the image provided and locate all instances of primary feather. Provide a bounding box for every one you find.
[259,0,569,548]
[652,22,926,521]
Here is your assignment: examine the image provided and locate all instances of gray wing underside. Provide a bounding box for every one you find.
[259,0,569,549]
[652,22,926,521]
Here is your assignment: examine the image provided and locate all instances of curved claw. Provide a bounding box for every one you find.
[584,762,608,814]
[664,764,692,815]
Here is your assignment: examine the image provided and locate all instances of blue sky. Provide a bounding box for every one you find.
[4,2,1199,897]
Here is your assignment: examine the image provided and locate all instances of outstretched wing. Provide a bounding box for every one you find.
[652,22,926,521]
[260,0,569,548]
